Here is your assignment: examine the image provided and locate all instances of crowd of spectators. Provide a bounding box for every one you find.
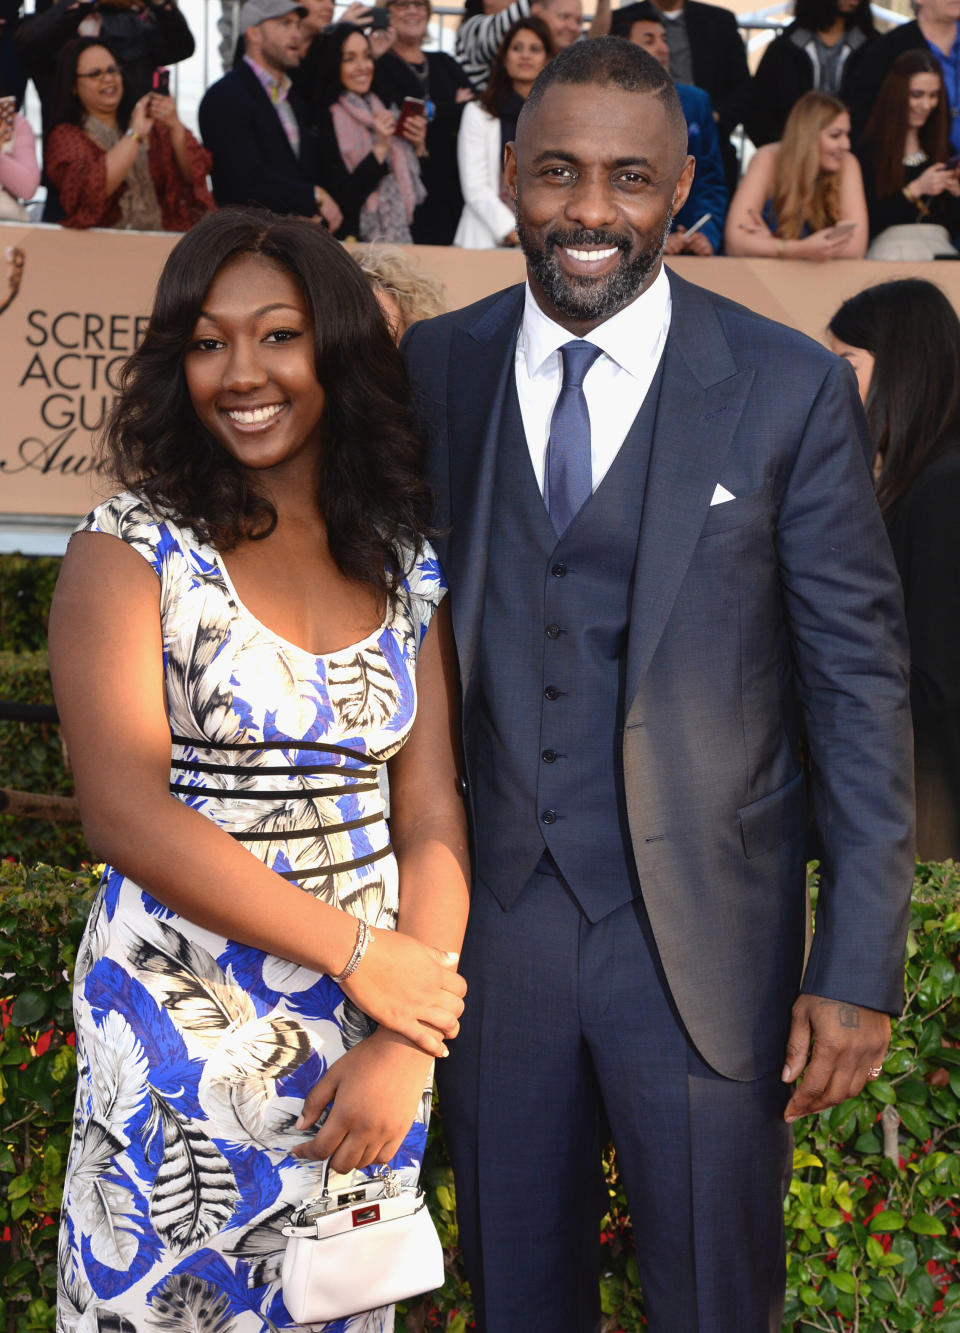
[2,0,960,256]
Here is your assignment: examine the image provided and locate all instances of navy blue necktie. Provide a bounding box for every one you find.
[545,340,602,536]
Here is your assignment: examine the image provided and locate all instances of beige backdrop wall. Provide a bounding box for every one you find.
[2,221,958,538]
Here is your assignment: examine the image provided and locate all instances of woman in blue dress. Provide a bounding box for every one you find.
[48,207,469,1332]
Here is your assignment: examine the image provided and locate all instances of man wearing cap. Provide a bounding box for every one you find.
[199,0,342,227]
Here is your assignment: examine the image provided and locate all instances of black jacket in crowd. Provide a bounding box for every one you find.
[747,21,873,146]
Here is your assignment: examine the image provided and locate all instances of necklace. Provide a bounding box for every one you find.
[903,149,928,166]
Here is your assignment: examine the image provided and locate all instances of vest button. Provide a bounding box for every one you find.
[542,748,557,763]
[551,562,567,578]
[541,809,557,825]
[545,624,560,639]
[544,685,560,701]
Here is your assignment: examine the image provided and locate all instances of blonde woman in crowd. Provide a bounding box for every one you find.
[353,241,446,340]
[725,90,868,259]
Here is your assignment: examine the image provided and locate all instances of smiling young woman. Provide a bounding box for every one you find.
[48,207,468,1328]
[453,15,555,247]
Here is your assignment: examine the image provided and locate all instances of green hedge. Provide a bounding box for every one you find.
[0,557,60,655]
[0,651,88,868]
[2,860,958,1333]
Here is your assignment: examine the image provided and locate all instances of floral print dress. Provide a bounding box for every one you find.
[57,492,445,1333]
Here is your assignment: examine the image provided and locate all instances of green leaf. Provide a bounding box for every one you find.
[907,1213,947,1236]
[897,1103,931,1142]
[870,1210,906,1231]
[855,1130,882,1153]
[949,1068,960,1099]
[831,1271,857,1294]
[9,989,49,1028]
[815,1208,844,1227]
[866,1077,897,1104]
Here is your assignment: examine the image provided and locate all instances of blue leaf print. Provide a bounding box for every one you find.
[389,1119,427,1171]
[102,866,126,921]
[141,889,177,920]
[80,1164,161,1298]
[86,960,203,1115]
[274,1049,325,1103]
[285,974,345,1021]
[216,942,278,1015]
[221,1145,286,1231]
[377,631,415,733]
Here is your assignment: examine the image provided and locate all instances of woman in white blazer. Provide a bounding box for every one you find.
[454,16,554,249]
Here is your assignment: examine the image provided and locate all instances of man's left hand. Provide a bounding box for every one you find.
[782,994,890,1123]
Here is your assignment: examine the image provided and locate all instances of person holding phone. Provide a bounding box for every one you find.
[454,15,553,247]
[0,83,40,220]
[373,0,475,243]
[857,50,960,259]
[44,35,213,230]
[314,21,426,241]
[725,89,868,259]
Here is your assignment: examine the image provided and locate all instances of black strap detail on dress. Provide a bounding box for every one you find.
[276,844,392,879]
[231,812,385,842]
[169,781,381,799]
[169,733,383,764]
[170,759,378,778]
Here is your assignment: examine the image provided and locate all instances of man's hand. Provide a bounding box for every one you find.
[664,226,714,255]
[782,994,890,1123]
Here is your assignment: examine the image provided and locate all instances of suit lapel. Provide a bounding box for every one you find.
[624,273,754,709]
[445,286,525,695]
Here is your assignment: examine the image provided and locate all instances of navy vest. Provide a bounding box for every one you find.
[473,363,663,921]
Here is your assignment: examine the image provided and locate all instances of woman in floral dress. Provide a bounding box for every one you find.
[49,208,469,1332]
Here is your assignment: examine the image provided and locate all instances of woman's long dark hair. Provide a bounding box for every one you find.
[861,50,949,198]
[829,279,960,514]
[314,22,370,108]
[480,16,555,116]
[105,208,433,598]
[793,0,875,38]
[51,37,134,131]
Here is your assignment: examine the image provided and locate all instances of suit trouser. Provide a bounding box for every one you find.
[437,864,794,1333]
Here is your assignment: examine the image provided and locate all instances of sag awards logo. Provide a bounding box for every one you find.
[1,244,150,485]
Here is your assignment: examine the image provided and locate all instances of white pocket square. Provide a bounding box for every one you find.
[710,483,736,506]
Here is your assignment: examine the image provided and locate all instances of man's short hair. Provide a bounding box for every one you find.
[609,1,664,38]
[519,35,686,145]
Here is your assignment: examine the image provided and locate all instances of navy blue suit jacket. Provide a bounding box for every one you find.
[404,271,915,1080]
[674,82,727,253]
[199,60,319,217]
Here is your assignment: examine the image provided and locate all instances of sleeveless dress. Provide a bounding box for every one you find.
[56,492,446,1333]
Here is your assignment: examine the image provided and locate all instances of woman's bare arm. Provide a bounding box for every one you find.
[49,531,465,1055]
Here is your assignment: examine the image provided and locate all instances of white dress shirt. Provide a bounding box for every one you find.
[515,264,673,496]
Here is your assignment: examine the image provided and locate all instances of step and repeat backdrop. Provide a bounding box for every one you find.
[2,220,957,548]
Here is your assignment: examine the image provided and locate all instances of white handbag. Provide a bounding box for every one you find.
[281,1166,445,1322]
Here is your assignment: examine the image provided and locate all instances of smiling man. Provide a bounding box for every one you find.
[403,37,914,1332]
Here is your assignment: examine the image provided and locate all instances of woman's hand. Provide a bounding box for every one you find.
[371,107,396,161]
[341,2,373,21]
[400,110,427,156]
[147,92,181,133]
[368,21,395,58]
[291,1028,433,1172]
[910,162,959,198]
[796,225,852,262]
[128,93,154,141]
[340,926,464,1056]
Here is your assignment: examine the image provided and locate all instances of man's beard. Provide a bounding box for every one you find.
[516,208,673,323]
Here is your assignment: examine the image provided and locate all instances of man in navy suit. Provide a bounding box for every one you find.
[198,0,341,228]
[402,37,914,1333]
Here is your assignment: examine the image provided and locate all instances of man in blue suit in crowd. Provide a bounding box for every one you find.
[612,0,727,254]
[402,36,914,1332]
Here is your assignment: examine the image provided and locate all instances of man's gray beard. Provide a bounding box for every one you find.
[516,206,674,323]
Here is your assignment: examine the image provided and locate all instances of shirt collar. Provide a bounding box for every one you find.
[244,55,292,102]
[521,264,672,380]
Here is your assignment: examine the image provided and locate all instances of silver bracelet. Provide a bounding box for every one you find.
[331,918,370,985]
